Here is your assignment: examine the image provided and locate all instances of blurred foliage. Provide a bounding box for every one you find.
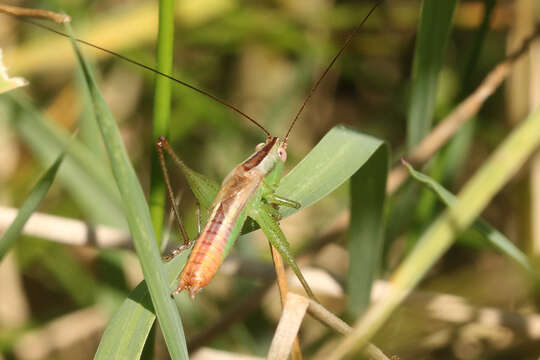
[1,0,540,359]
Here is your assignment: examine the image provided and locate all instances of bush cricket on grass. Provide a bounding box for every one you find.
[3,1,381,301]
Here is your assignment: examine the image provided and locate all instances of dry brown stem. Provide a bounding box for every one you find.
[0,206,131,248]
[270,244,303,360]
[0,4,70,23]
[268,293,390,360]
[268,293,310,360]
[387,27,540,194]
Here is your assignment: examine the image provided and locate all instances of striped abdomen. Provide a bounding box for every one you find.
[175,166,263,298]
[175,203,230,297]
[175,136,283,299]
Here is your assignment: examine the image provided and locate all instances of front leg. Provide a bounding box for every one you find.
[163,241,194,262]
[265,193,301,209]
[261,180,301,209]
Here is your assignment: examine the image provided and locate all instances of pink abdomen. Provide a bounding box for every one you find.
[175,205,232,298]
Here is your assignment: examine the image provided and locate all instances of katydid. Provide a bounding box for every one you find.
[6,1,381,301]
[155,2,380,299]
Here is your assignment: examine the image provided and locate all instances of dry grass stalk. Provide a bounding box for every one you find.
[270,245,303,360]
[387,27,540,194]
[0,252,29,327]
[0,206,131,248]
[0,4,70,24]
[267,293,310,360]
[191,347,264,360]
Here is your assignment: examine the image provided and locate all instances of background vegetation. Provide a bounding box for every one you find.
[1,0,540,359]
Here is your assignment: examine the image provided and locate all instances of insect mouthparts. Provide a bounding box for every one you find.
[156,136,167,148]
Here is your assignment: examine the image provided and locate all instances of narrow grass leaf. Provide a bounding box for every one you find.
[39,242,97,306]
[347,143,388,315]
[65,25,188,360]
[328,105,540,359]
[403,159,534,273]
[76,67,108,162]
[94,254,188,360]
[0,151,63,261]
[407,0,457,148]
[8,95,125,228]
[149,0,176,246]
[278,126,387,218]
[277,126,388,315]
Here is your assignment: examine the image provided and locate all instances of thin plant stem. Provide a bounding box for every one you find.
[146,1,176,358]
[149,0,175,248]
[270,245,303,360]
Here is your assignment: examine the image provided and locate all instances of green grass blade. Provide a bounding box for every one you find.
[407,0,457,149]
[329,105,540,358]
[278,126,386,218]
[94,254,188,360]
[277,126,388,315]
[149,0,176,247]
[0,151,64,261]
[347,143,388,315]
[8,94,125,228]
[39,242,97,306]
[403,160,534,273]
[76,67,109,162]
[66,25,189,360]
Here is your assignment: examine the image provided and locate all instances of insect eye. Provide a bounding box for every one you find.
[255,142,265,152]
[278,149,287,162]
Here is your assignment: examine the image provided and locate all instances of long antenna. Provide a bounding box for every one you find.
[11,16,271,137]
[284,1,382,141]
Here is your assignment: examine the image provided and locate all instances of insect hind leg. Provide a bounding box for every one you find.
[163,241,195,262]
[156,136,193,258]
[261,180,301,211]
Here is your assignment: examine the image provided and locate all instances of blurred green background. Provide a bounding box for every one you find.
[1,0,540,359]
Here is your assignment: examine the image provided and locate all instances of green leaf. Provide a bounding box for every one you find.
[403,159,534,273]
[94,254,188,360]
[8,94,126,228]
[65,25,189,360]
[407,0,457,149]
[277,126,386,217]
[0,152,64,261]
[329,105,540,357]
[149,0,176,247]
[277,126,389,314]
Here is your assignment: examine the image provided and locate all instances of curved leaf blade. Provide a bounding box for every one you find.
[329,105,540,359]
[94,254,188,359]
[9,95,126,228]
[403,159,534,273]
[407,0,457,148]
[0,152,64,261]
[277,126,390,314]
[66,25,189,360]
[278,126,386,218]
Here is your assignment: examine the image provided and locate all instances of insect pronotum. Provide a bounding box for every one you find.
[5,1,381,300]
